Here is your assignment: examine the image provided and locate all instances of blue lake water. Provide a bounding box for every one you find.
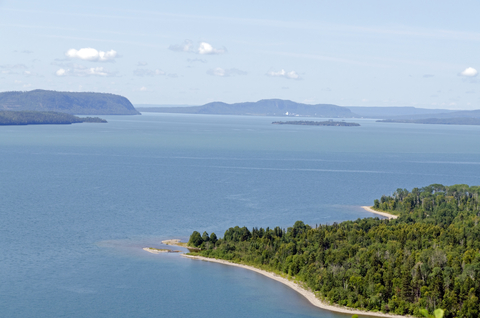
[1,113,480,317]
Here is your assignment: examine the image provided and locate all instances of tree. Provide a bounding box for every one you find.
[202,231,210,242]
[210,232,218,245]
[188,231,203,247]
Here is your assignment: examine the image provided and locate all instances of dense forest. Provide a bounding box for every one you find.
[0,110,107,125]
[0,90,139,115]
[188,184,480,318]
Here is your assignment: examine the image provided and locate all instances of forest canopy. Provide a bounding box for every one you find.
[189,184,480,318]
[0,110,107,125]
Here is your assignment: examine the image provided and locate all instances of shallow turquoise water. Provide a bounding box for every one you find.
[1,113,480,317]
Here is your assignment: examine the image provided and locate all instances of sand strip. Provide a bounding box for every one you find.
[182,254,406,318]
[361,206,398,219]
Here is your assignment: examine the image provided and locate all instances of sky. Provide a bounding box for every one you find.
[1,0,479,109]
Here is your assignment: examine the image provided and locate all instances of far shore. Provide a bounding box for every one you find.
[361,206,398,219]
[182,254,406,318]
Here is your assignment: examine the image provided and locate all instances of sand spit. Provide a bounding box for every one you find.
[361,206,398,219]
[161,239,200,251]
[143,247,180,254]
[183,255,407,318]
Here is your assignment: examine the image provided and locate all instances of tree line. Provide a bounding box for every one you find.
[188,184,480,318]
[0,110,106,125]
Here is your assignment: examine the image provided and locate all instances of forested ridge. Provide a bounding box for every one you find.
[0,110,106,125]
[188,184,480,318]
[0,90,139,115]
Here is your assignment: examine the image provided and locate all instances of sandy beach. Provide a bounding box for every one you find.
[182,254,406,318]
[361,206,398,219]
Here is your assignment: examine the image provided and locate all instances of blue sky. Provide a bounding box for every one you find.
[1,0,479,109]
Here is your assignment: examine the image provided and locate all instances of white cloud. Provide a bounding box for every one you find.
[56,68,67,76]
[460,67,478,77]
[207,67,246,77]
[140,86,147,91]
[266,69,300,80]
[55,65,116,77]
[198,42,225,55]
[169,40,226,55]
[66,48,118,62]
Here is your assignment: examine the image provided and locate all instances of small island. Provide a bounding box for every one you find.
[272,120,360,126]
[185,184,479,318]
[0,110,107,125]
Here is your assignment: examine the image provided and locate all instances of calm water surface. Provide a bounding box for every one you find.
[1,113,480,317]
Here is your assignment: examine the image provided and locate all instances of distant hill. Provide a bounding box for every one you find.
[138,99,357,118]
[347,106,455,118]
[0,90,140,115]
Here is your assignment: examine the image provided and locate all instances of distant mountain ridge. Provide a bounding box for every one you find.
[137,99,480,121]
[138,99,357,118]
[0,90,140,115]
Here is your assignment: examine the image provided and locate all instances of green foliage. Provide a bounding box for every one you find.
[0,110,106,125]
[0,89,139,115]
[209,233,218,245]
[190,184,480,317]
[188,231,203,247]
[420,308,444,318]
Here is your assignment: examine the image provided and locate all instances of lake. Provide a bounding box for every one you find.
[1,113,479,317]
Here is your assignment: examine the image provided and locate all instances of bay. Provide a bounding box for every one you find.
[1,113,479,317]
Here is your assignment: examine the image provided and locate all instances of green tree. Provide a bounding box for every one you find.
[209,232,218,245]
[188,231,203,247]
[202,231,210,242]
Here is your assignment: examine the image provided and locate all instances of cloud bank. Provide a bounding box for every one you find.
[169,40,226,55]
[66,48,118,62]
[266,69,300,80]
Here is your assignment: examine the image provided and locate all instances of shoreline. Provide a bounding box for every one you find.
[182,254,406,318]
[361,206,398,219]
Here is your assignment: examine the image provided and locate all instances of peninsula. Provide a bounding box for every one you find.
[0,110,107,125]
[272,120,360,126]
[184,184,479,318]
[0,90,140,115]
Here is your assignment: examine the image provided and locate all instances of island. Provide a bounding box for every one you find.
[0,110,107,125]
[0,89,140,115]
[377,118,480,125]
[184,184,479,318]
[272,120,360,126]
